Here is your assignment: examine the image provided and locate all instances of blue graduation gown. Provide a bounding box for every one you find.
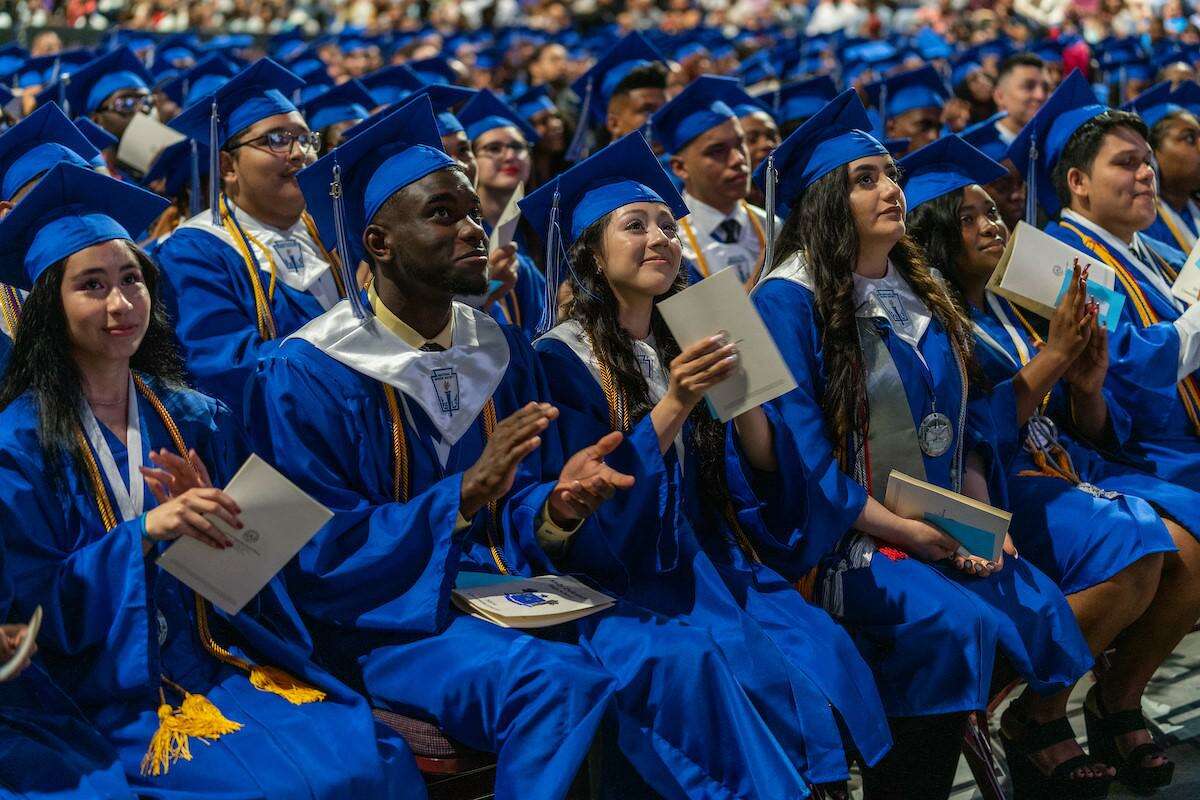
[970,298,1186,594]
[1144,202,1199,253]
[155,219,328,418]
[0,537,134,800]
[751,265,1092,717]
[0,380,423,799]
[534,327,892,783]
[1045,219,1200,488]
[244,302,812,800]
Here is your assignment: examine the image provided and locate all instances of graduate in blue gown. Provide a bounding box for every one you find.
[748,91,1093,800]
[246,95,813,800]
[155,59,348,415]
[0,537,135,800]
[526,133,892,792]
[0,163,422,799]
[1009,70,1200,491]
[906,134,1200,796]
[1123,82,1200,253]
[456,89,548,339]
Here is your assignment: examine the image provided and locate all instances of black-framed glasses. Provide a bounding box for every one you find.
[476,140,530,159]
[101,93,154,116]
[227,129,322,155]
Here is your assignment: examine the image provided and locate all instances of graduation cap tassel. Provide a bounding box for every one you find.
[209,100,221,227]
[535,188,562,337]
[760,154,778,284]
[878,83,888,132]
[564,79,593,163]
[330,163,369,320]
[58,72,69,118]
[188,140,202,218]
[1024,139,1038,225]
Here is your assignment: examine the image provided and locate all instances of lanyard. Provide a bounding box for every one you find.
[985,293,1034,365]
[78,374,143,522]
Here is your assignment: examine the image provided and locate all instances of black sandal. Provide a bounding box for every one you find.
[1083,686,1175,793]
[999,714,1113,799]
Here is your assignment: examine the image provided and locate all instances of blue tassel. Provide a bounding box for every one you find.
[564,79,594,163]
[188,140,202,218]
[330,162,369,319]
[209,100,221,227]
[58,71,69,118]
[535,187,562,336]
[1025,138,1038,225]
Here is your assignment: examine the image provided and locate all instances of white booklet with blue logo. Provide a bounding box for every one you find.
[452,572,615,628]
[884,470,1010,562]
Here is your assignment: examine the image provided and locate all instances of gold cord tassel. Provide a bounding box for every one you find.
[140,688,243,776]
[248,665,327,705]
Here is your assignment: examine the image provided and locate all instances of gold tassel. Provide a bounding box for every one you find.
[140,690,243,777]
[249,665,327,705]
[794,567,818,603]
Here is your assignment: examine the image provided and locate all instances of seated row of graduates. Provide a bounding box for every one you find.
[1,61,1199,800]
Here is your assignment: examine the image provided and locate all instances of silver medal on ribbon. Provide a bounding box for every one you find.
[918,411,953,457]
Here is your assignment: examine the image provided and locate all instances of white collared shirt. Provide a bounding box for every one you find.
[1062,208,1200,379]
[852,261,932,349]
[995,119,1018,146]
[680,191,768,284]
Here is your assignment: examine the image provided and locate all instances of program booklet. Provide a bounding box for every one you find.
[117,112,186,175]
[657,266,797,422]
[158,454,333,615]
[452,572,615,629]
[883,471,1011,562]
[987,221,1120,321]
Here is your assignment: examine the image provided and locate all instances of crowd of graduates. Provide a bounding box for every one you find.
[4,10,1200,800]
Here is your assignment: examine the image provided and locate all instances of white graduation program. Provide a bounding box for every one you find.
[987,221,1116,318]
[657,266,797,422]
[158,454,332,615]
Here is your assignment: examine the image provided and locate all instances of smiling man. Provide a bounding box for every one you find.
[156,59,345,416]
[1017,71,1200,492]
[992,53,1050,146]
[652,76,775,289]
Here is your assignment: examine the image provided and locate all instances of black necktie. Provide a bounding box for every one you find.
[712,218,742,244]
[420,342,446,352]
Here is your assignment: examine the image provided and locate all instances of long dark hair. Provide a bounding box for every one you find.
[772,163,976,467]
[564,214,732,523]
[0,242,186,482]
[906,192,968,297]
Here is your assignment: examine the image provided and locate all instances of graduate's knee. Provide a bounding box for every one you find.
[1111,551,1165,620]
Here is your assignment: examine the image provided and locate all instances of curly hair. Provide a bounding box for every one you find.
[0,242,185,484]
[563,214,732,522]
[772,163,976,467]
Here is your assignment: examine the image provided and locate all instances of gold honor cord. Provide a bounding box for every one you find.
[74,375,324,777]
[591,342,762,564]
[301,211,348,299]
[1155,201,1193,253]
[1058,220,1200,436]
[0,284,22,340]
[381,384,511,574]
[680,201,768,290]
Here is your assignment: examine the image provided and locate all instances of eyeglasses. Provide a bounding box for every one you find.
[476,141,530,159]
[101,94,154,116]
[227,129,323,155]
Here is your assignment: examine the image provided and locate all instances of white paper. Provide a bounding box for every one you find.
[489,182,524,256]
[158,455,332,615]
[0,605,41,683]
[657,266,797,422]
[990,222,1116,318]
[452,574,614,629]
[117,113,185,175]
[1172,238,1200,306]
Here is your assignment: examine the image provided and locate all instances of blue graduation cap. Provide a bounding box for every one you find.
[360,64,423,107]
[756,74,837,125]
[15,49,92,90]
[1122,81,1182,130]
[36,46,151,117]
[0,103,102,201]
[570,32,667,126]
[751,89,888,221]
[898,135,1008,211]
[343,85,477,141]
[0,44,29,81]
[738,51,779,88]
[960,111,1011,162]
[155,34,200,68]
[270,32,309,63]
[142,136,208,216]
[510,85,557,122]
[0,162,167,290]
[950,56,983,89]
[300,78,374,131]
[297,93,455,318]
[865,65,948,125]
[407,56,457,86]
[1008,69,1108,220]
[1032,41,1064,65]
[914,28,953,61]
[457,89,538,143]
[1171,80,1200,117]
[208,34,256,57]
[519,132,688,333]
[161,53,241,107]
[169,58,304,225]
[651,75,753,154]
[73,117,118,152]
